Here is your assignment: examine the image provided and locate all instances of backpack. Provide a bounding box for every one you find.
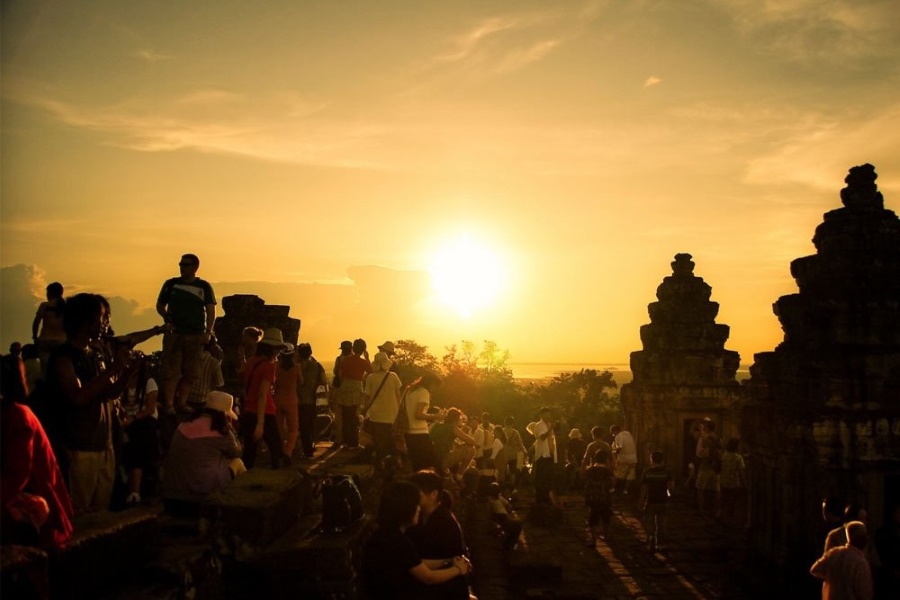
[319,474,364,533]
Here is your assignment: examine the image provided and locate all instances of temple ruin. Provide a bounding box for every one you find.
[621,253,742,477]
[213,294,301,394]
[742,163,900,575]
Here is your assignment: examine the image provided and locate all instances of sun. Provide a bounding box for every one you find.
[429,233,505,319]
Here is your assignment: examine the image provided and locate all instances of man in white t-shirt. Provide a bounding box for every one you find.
[404,371,443,472]
[526,406,556,505]
[362,352,403,467]
[610,424,637,494]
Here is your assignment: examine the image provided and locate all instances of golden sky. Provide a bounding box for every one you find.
[2,0,899,366]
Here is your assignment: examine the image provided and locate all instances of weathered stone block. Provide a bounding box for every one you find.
[224,515,371,600]
[52,508,161,599]
[204,468,312,550]
[1,545,49,600]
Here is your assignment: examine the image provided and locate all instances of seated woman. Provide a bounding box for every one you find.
[163,391,245,516]
[362,480,470,600]
[407,470,469,561]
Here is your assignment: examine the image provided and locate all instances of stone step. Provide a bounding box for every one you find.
[223,514,372,600]
[203,467,313,553]
[1,545,49,600]
[53,507,161,599]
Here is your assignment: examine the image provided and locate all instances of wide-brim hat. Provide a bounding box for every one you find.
[373,351,393,372]
[377,341,396,355]
[259,327,291,350]
[206,391,238,420]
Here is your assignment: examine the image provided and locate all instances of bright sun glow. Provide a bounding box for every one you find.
[429,234,505,319]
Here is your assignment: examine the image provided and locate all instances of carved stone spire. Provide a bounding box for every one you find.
[629,253,740,385]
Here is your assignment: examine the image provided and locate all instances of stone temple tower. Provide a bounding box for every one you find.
[621,253,742,478]
[742,164,900,579]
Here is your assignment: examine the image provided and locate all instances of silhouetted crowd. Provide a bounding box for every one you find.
[2,254,898,600]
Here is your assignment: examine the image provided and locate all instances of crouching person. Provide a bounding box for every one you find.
[363,481,471,599]
[488,482,522,550]
[163,391,245,516]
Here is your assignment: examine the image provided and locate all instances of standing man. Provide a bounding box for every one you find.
[156,254,217,414]
[330,340,353,447]
[527,407,556,505]
[639,451,675,552]
[694,418,722,513]
[610,424,637,495]
[810,521,873,600]
[335,338,372,449]
[297,343,327,458]
[46,293,140,512]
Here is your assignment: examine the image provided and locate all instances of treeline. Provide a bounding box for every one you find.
[391,339,624,436]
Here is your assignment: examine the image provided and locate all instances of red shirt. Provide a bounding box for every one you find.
[1,402,74,548]
[340,354,372,382]
[243,356,277,415]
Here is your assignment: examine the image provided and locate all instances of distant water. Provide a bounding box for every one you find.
[508,363,633,385]
[509,363,751,386]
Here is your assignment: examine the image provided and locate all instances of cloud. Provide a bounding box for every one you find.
[496,39,561,73]
[743,103,900,193]
[134,49,173,62]
[712,0,900,67]
[644,75,662,88]
[436,17,521,63]
[0,265,46,349]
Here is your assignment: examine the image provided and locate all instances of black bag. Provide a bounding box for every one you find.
[319,474,364,533]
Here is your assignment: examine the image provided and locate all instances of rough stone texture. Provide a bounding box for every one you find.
[204,468,312,553]
[53,508,161,599]
[1,545,49,600]
[225,514,372,600]
[213,294,301,394]
[621,254,742,474]
[742,164,900,577]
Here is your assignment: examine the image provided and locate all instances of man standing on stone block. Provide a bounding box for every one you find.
[156,254,217,415]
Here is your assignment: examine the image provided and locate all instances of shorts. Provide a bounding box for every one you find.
[161,332,205,382]
[695,466,720,492]
[614,461,637,481]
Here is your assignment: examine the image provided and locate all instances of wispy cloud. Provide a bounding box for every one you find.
[743,103,900,192]
[134,49,173,62]
[644,75,662,88]
[436,17,520,63]
[496,39,561,73]
[712,0,900,67]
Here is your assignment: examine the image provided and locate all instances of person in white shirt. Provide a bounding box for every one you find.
[480,413,495,467]
[610,424,637,494]
[363,352,403,468]
[526,407,556,505]
[404,371,443,472]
